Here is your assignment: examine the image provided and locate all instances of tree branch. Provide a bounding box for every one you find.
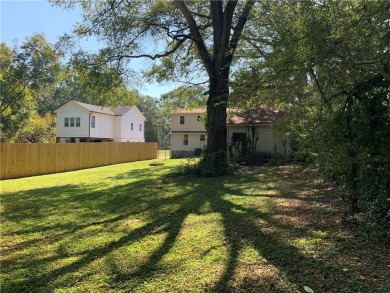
[308,65,328,104]
[174,0,213,76]
[189,10,211,20]
[227,1,255,65]
[215,0,237,74]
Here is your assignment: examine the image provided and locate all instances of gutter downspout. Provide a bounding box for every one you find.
[53,112,59,143]
[89,112,91,142]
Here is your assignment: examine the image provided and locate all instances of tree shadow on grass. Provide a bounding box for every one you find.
[1,165,388,292]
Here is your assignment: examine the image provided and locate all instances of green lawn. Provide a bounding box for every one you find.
[1,160,389,293]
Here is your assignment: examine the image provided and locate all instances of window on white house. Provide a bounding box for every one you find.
[131,123,133,130]
[139,124,142,131]
[64,118,69,127]
[76,118,80,127]
[232,132,246,143]
[200,134,205,142]
[183,134,189,145]
[91,116,95,128]
[197,116,201,122]
[180,116,185,124]
[70,117,75,127]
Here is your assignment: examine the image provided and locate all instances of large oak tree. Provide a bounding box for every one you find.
[53,0,255,174]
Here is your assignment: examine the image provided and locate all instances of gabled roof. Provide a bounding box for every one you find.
[112,105,132,116]
[227,107,283,125]
[55,101,144,118]
[74,101,116,115]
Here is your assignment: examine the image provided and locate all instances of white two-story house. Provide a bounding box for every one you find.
[54,101,146,143]
[170,107,289,158]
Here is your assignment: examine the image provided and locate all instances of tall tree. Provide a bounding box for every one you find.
[53,0,256,174]
[0,35,60,141]
[137,94,164,144]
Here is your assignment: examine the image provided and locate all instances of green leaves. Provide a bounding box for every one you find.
[16,112,56,143]
[0,35,60,141]
[231,0,390,231]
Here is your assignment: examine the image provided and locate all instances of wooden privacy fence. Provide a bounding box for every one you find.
[0,142,158,180]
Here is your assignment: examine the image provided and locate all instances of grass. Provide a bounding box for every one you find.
[1,159,389,293]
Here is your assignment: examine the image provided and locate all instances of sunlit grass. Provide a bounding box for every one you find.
[1,160,388,292]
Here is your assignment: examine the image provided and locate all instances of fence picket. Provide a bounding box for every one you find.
[0,142,158,180]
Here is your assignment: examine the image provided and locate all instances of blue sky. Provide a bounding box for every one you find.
[0,0,177,98]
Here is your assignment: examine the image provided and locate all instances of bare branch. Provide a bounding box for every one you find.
[176,79,208,86]
[308,65,328,104]
[101,37,188,65]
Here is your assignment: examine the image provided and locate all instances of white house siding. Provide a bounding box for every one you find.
[56,103,90,139]
[114,116,122,141]
[171,110,206,158]
[89,113,115,139]
[170,133,206,158]
[172,112,205,132]
[117,108,145,142]
[55,101,147,142]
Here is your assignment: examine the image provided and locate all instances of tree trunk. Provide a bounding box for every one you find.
[346,97,359,214]
[174,0,255,176]
[200,73,230,176]
[207,75,228,154]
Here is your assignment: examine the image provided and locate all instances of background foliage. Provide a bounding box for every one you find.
[231,0,389,234]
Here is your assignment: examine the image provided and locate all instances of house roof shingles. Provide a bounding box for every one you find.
[113,106,132,116]
[172,106,282,125]
[74,101,132,116]
[227,107,283,125]
[74,101,116,115]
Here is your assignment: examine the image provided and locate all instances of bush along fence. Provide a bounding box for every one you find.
[0,142,158,180]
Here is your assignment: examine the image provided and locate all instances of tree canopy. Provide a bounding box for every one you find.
[52,0,256,174]
[231,0,390,233]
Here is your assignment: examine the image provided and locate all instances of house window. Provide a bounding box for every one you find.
[91,116,95,128]
[180,116,185,124]
[200,134,205,142]
[131,123,133,130]
[183,134,189,145]
[232,133,246,143]
[64,118,69,127]
[139,124,142,131]
[70,117,75,127]
[197,116,201,122]
[76,118,80,127]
